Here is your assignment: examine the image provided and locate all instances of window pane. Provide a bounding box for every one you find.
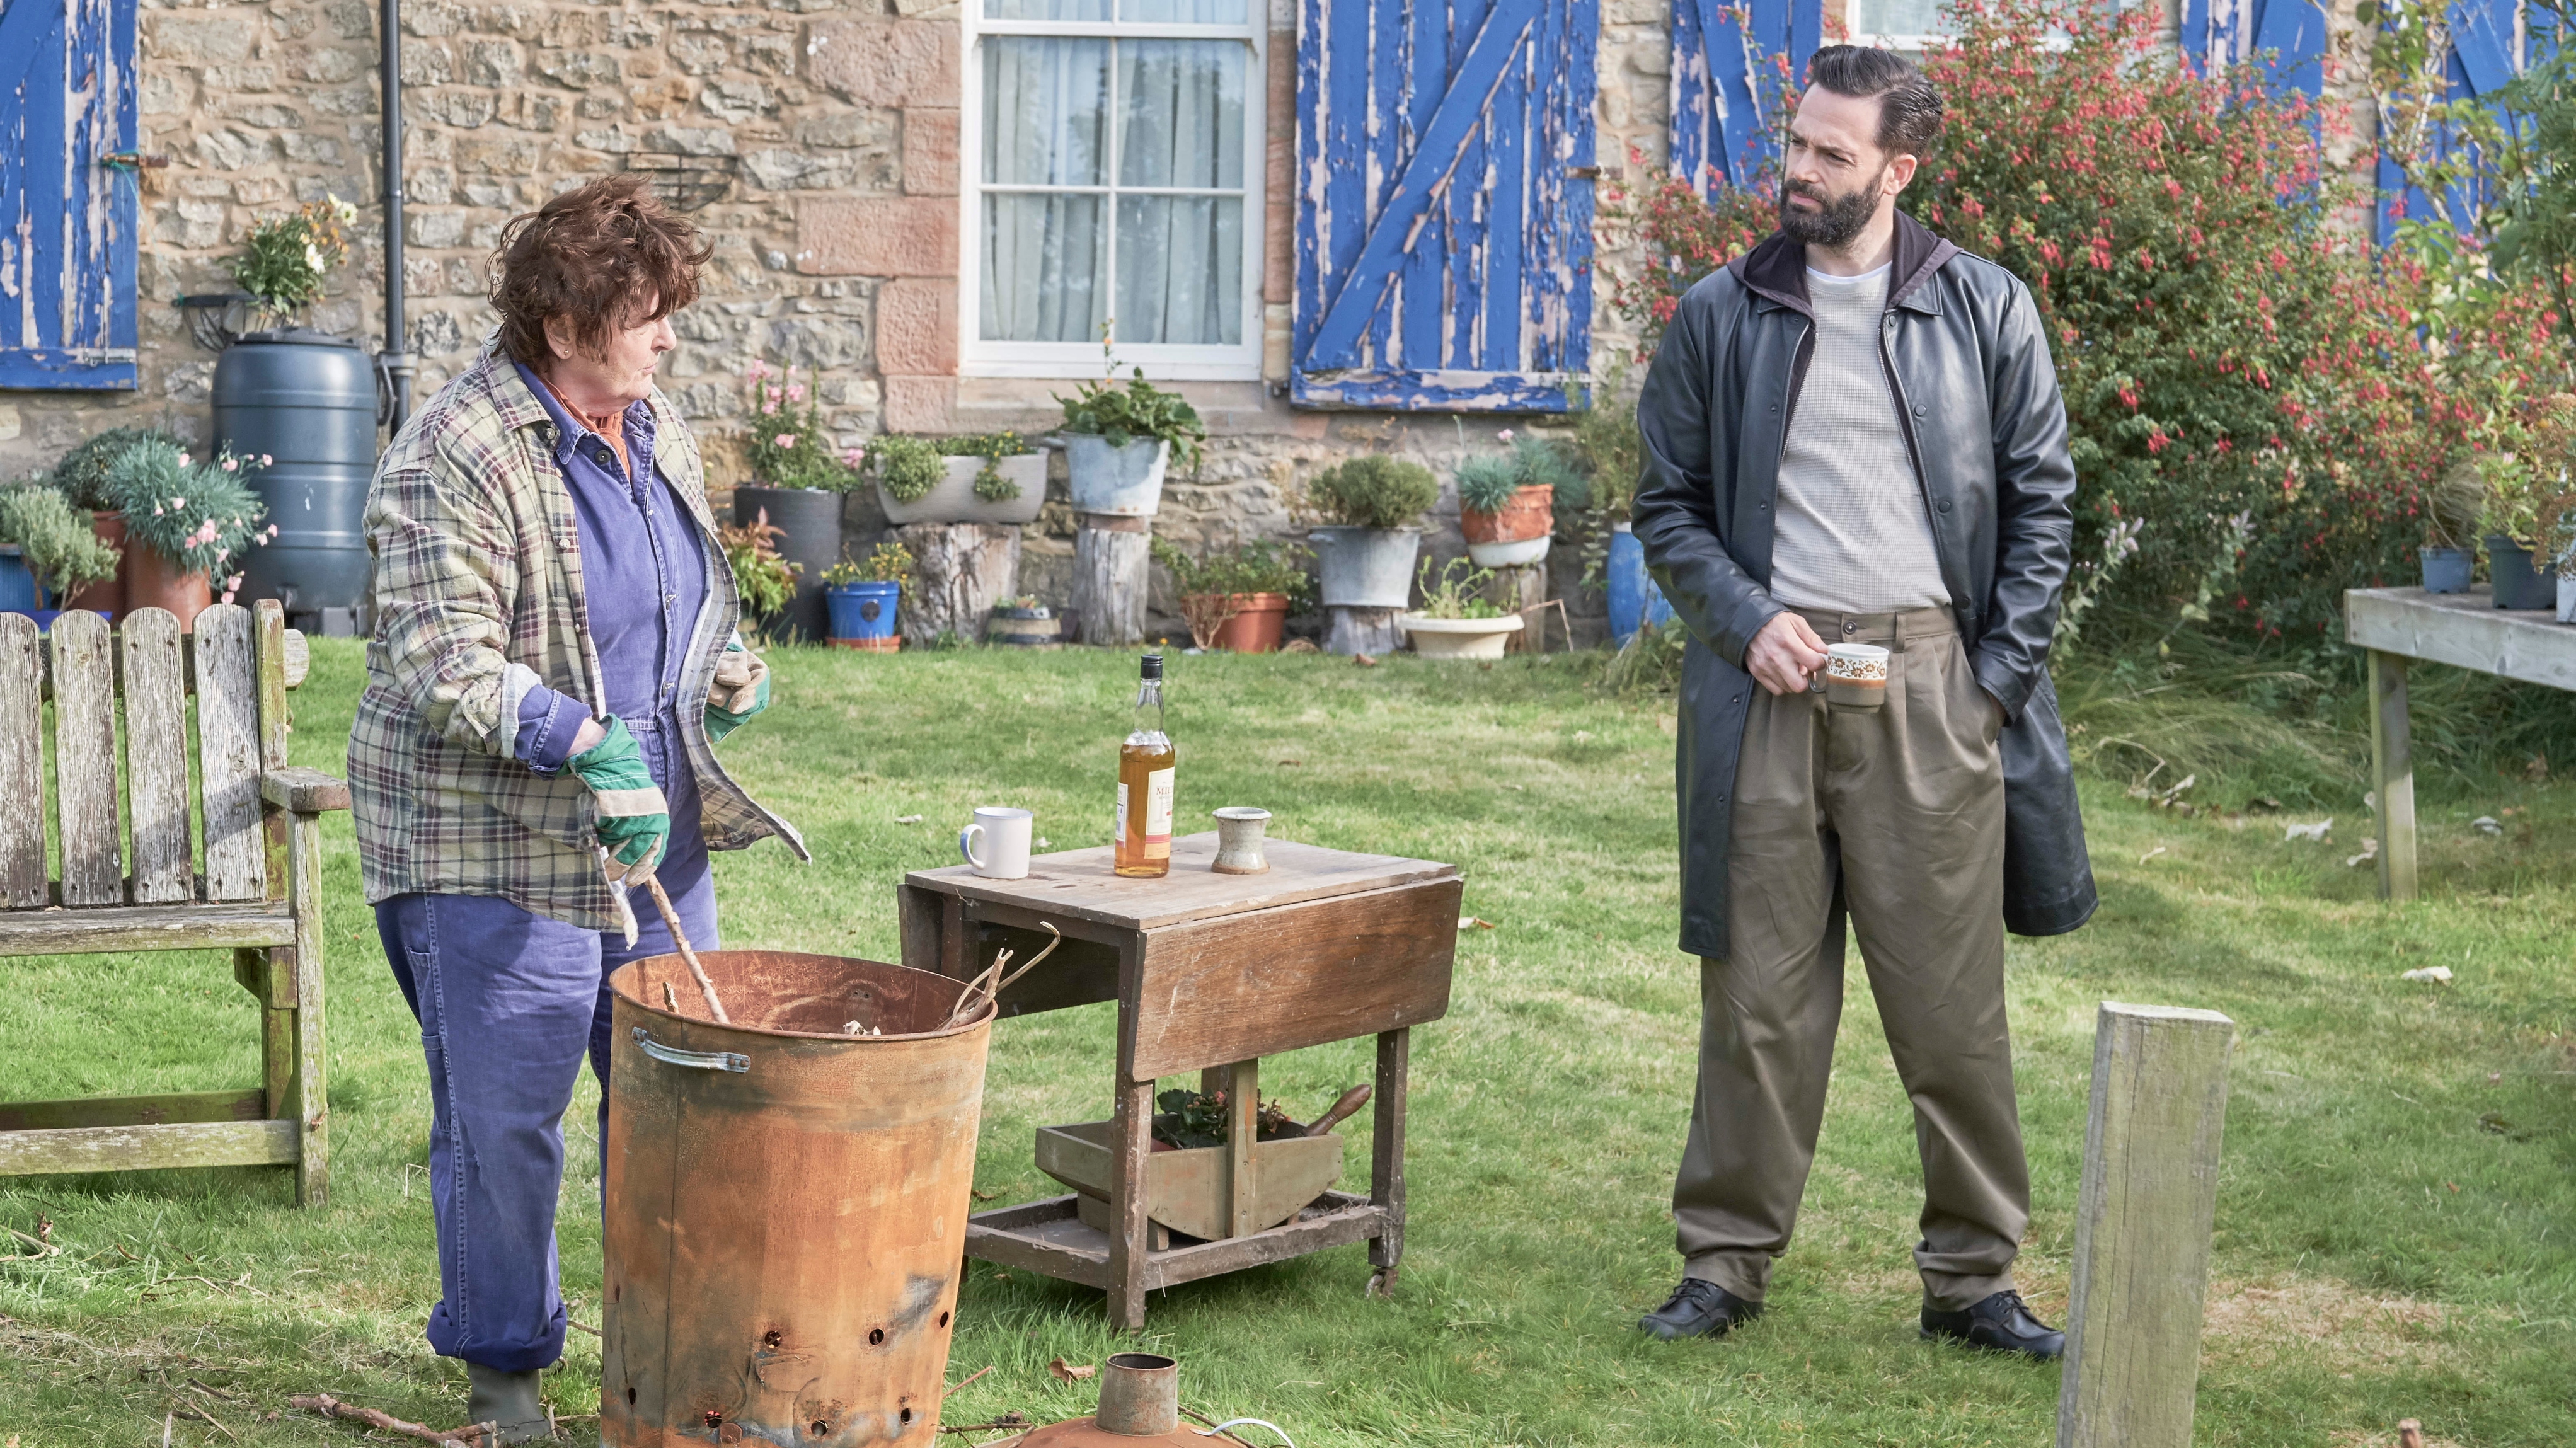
[1115,195,1241,345]
[984,194,1109,342]
[982,38,1110,187]
[1851,0,1945,33]
[1117,41,1245,190]
[1120,0,1245,21]
[987,0,1110,20]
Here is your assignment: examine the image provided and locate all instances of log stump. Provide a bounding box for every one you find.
[1324,606,1403,657]
[1074,514,1151,646]
[894,521,1022,648]
[1492,561,1547,651]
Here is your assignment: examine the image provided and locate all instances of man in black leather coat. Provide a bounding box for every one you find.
[1630,47,2095,1358]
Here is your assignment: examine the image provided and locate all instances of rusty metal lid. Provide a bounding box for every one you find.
[1011,1415,1209,1447]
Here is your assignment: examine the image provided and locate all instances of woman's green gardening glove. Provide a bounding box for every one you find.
[570,715,667,884]
[706,637,770,742]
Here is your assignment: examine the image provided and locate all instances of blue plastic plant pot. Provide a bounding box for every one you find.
[1606,526,1645,644]
[2419,546,2472,594]
[0,549,40,615]
[825,581,901,643]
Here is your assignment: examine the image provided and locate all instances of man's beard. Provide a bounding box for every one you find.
[1778,175,1882,250]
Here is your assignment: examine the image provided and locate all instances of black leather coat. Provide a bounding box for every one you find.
[1631,213,2097,958]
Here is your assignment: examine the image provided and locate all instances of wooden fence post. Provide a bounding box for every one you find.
[2368,648,2418,901]
[2057,1003,2235,1448]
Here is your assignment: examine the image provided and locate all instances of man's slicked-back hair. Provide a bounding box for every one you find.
[1805,44,1944,159]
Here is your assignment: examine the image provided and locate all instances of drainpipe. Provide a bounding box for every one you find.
[378,0,413,437]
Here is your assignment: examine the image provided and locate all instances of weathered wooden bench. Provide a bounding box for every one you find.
[0,600,344,1206]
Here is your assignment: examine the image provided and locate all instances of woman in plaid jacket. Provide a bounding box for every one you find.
[350,174,805,1442]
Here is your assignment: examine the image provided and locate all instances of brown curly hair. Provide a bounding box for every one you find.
[489,174,712,365]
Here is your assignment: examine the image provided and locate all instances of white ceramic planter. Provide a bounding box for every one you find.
[1063,435,1168,517]
[1400,612,1524,659]
[1310,526,1422,608]
[1466,536,1550,568]
[878,454,1047,526]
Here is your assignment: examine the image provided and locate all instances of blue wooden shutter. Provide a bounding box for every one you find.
[1670,0,1819,197]
[0,0,140,390]
[2178,0,2330,90]
[1293,0,1598,411]
[2365,0,2533,242]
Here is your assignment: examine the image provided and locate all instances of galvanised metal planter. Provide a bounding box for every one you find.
[1309,526,1420,609]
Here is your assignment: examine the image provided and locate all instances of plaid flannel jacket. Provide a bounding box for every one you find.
[349,344,807,930]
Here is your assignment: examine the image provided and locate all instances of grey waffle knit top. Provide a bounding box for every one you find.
[1766,265,1951,614]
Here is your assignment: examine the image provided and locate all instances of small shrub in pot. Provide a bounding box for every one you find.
[1057,370,1206,517]
[1305,457,1437,609]
[1151,537,1313,652]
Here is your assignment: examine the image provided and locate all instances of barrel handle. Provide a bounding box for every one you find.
[631,1026,748,1073]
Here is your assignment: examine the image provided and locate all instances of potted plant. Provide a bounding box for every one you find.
[822,541,912,652]
[718,508,802,646]
[1304,456,1439,610]
[2477,450,2556,609]
[1055,369,1205,518]
[1150,537,1313,653]
[49,426,181,616]
[101,439,275,629]
[1398,556,1522,658]
[737,361,864,641]
[986,594,1059,648]
[2421,454,2481,594]
[0,483,122,624]
[871,432,1047,527]
[1456,432,1589,568]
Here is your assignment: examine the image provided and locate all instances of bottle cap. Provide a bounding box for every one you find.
[1139,653,1164,680]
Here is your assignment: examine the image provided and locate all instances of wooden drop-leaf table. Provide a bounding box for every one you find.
[900,834,1461,1330]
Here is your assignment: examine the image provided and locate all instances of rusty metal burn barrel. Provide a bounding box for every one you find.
[601,950,994,1446]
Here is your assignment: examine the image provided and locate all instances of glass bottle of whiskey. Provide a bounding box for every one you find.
[1115,653,1174,878]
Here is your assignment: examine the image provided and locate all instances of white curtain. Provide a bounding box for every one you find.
[982,38,1110,342]
[1115,41,1245,345]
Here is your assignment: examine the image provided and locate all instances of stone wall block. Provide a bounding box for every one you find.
[150,14,259,64]
[902,108,958,196]
[797,197,957,277]
[875,278,958,375]
[884,375,957,434]
[808,20,960,109]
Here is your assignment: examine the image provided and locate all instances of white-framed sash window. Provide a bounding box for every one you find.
[1846,0,1950,51]
[961,0,1265,379]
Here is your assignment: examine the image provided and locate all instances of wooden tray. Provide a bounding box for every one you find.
[1035,1119,1343,1243]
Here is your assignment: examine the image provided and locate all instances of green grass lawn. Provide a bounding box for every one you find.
[3,641,2572,1446]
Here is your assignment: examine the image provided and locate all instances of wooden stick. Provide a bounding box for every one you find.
[644,874,728,1025]
[941,1364,994,1398]
[940,922,1061,1030]
[289,1393,490,1447]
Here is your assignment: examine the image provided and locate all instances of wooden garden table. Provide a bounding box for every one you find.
[899,834,1461,1330]
[2345,585,2576,900]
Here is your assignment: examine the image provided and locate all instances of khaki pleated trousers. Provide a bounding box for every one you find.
[1671,606,2027,1312]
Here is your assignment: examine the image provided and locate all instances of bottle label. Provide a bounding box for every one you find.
[1144,767,1174,844]
[1117,781,1130,842]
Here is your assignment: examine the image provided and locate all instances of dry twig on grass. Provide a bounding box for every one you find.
[289,1393,493,1447]
[943,1364,994,1397]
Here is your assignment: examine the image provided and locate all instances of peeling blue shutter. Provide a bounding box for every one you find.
[1670,0,1819,197]
[2178,0,2330,91]
[1293,0,1597,411]
[2366,0,2534,243]
[0,0,139,390]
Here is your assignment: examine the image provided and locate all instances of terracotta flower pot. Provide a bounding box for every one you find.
[123,546,214,631]
[60,512,126,616]
[1459,485,1554,546]
[1207,592,1289,653]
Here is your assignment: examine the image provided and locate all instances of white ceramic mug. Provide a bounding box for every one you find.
[960,807,1033,879]
[1824,643,1890,709]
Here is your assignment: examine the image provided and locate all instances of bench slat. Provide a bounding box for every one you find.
[0,615,40,908]
[52,611,124,907]
[195,604,265,902]
[0,1118,299,1176]
[0,901,296,955]
[121,608,194,904]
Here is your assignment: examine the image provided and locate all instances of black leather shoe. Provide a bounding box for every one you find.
[1919,1289,2066,1361]
[1638,1278,1764,1341]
